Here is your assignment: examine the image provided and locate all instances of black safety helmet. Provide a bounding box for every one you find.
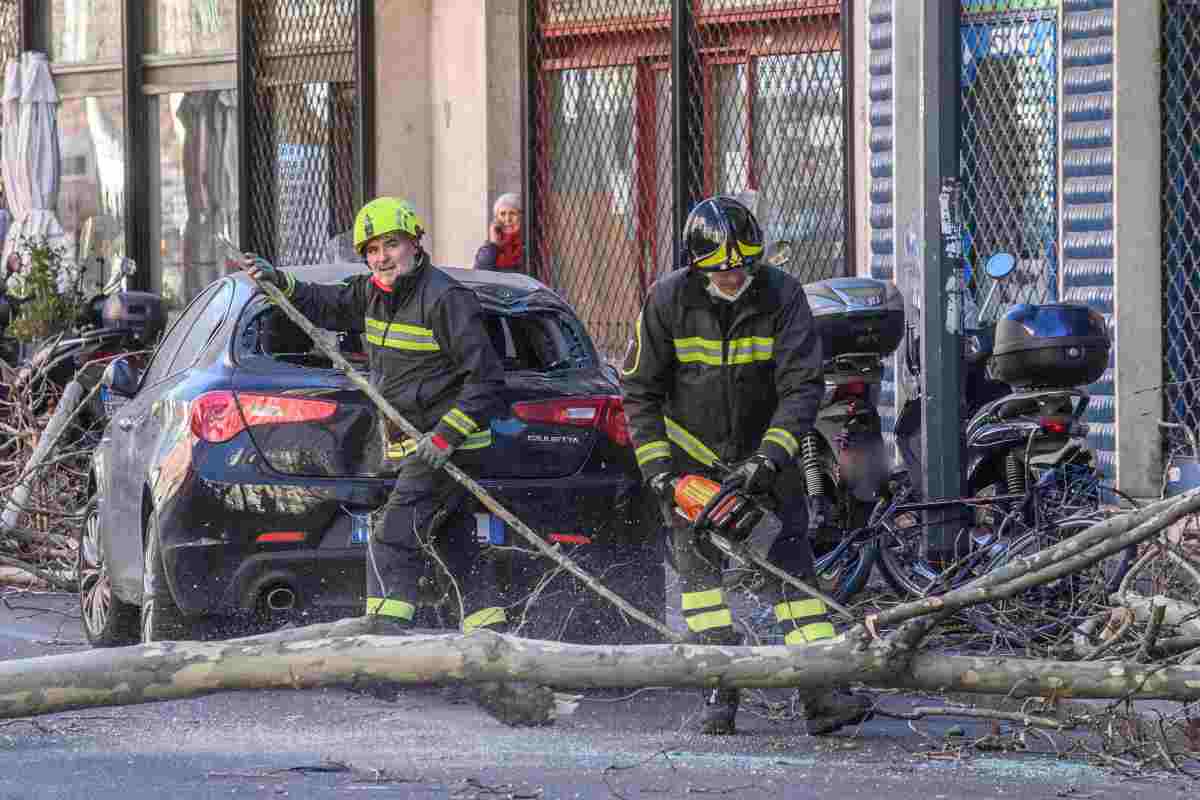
[682,195,765,274]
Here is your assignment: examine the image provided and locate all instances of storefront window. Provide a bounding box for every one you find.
[50,0,123,63]
[56,96,126,291]
[150,0,238,55]
[151,91,239,310]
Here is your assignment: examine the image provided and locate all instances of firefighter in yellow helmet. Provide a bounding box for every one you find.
[246,197,508,635]
[620,195,873,736]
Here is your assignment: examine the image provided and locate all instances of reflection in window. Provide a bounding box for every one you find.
[150,0,238,55]
[51,0,123,63]
[56,96,125,293]
[152,91,239,310]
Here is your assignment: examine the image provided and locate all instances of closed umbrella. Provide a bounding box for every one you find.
[1,51,66,267]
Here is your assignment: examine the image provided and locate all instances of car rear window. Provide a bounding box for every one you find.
[245,306,595,373]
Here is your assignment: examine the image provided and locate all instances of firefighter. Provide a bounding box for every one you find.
[620,195,873,735]
[246,196,508,635]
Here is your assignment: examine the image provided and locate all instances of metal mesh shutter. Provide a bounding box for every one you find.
[1163,0,1200,448]
[529,1,850,362]
[243,1,360,266]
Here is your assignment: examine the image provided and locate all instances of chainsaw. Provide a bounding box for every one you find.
[670,472,856,622]
[672,473,765,542]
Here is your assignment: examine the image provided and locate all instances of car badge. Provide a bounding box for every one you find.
[862,294,882,307]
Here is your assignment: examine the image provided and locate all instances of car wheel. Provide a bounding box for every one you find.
[141,511,196,642]
[77,498,139,647]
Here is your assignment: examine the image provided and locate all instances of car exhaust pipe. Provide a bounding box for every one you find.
[265,585,296,612]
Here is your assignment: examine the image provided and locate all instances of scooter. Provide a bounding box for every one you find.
[0,256,165,536]
[894,252,1109,551]
[793,271,906,597]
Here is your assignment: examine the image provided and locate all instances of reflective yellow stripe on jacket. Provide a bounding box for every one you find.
[673,335,773,366]
[364,317,441,352]
[387,429,493,460]
[664,417,721,468]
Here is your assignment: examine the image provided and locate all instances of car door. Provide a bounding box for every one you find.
[104,282,234,603]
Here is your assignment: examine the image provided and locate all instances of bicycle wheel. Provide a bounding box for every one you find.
[964,514,1136,651]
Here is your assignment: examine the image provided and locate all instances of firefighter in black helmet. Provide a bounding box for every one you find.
[620,195,874,736]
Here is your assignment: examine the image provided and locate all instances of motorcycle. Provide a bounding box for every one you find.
[792,272,905,596]
[0,256,166,535]
[889,253,1112,575]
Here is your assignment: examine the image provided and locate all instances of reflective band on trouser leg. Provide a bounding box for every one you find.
[682,587,734,634]
[462,606,507,633]
[366,597,416,621]
[636,440,671,468]
[774,597,835,645]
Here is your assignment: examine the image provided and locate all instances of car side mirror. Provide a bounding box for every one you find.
[765,240,793,268]
[984,252,1016,280]
[102,356,140,398]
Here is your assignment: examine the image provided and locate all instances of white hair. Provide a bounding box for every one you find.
[493,192,522,216]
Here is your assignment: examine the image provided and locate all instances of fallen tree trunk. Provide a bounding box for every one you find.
[4,481,1200,724]
[2,631,1199,721]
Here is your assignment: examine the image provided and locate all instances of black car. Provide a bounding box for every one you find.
[80,264,662,647]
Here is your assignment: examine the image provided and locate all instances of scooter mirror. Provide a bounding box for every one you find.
[984,252,1016,280]
[764,240,793,268]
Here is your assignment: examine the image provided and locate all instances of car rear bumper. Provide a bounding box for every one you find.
[158,469,653,618]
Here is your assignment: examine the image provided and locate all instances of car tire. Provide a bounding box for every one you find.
[77,498,139,647]
[141,511,196,642]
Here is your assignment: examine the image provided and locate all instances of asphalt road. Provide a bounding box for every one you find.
[0,589,1195,800]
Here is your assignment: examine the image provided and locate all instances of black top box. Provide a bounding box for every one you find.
[802,277,905,361]
[989,303,1109,389]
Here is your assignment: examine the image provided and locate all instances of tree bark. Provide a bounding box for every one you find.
[2,631,1199,721]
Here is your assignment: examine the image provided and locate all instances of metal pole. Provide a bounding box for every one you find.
[672,0,701,261]
[354,0,375,208]
[840,0,857,278]
[919,0,963,559]
[522,0,540,283]
[121,0,149,290]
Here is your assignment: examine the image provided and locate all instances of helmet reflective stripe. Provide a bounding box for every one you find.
[683,195,765,273]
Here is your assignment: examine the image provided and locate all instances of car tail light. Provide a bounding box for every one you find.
[1039,416,1070,436]
[190,390,338,443]
[256,531,306,543]
[512,395,631,447]
[832,380,867,403]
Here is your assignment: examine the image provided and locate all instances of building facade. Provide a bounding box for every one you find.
[0,0,1188,497]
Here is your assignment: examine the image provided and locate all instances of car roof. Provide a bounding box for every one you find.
[230,262,549,294]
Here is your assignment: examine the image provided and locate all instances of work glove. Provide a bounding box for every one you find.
[647,472,680,505]
[414,432,456,471]
[721,454,777,497]
[245,254,285,289]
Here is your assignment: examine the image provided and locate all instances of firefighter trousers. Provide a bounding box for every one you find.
[665,476,835,646]
[367,457,507,632]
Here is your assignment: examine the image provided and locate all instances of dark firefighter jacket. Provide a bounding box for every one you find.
[280,255,504,453]
[619,265,824,483]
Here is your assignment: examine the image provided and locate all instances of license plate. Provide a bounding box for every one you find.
[475,513,505,545]
[349,511,372,544]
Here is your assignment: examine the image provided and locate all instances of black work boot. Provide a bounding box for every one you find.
[699,687,740,735]
[798,687,874,735]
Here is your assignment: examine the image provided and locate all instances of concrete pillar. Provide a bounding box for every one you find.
[1113,0,1163,497]
[375,1,522,268]
[868,0,923,455]
[375,1,433,227]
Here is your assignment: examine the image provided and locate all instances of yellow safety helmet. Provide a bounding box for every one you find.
[353,197,425,254]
